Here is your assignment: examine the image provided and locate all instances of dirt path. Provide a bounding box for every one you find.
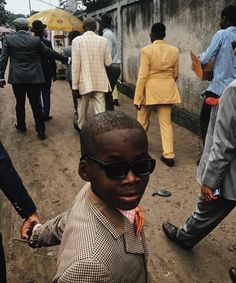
[0,79,235,283]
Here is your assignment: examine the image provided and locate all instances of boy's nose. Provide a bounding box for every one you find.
[125,169,140,182]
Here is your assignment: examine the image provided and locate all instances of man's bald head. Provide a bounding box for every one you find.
[83,17,97,32]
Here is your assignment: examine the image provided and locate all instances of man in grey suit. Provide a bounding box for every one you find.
[162,79,236,251]
[0,18,68,140]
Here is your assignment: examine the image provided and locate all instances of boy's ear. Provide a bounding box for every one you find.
[78,160,90,181]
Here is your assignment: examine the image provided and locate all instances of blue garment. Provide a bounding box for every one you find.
[199,26,236,96]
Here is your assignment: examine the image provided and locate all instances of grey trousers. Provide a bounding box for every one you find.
[176,196,235,248]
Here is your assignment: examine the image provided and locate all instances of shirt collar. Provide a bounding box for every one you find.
[153,39,165,44]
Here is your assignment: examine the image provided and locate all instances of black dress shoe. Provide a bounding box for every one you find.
[229,267,236,283]
[160,156,174,167]
[37,132,46,140]
[15,124,27,133]
[162,222,192,251]
[73,121,81,133]
[43,115,52,121]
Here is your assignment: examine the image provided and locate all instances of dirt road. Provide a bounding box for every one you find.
[0,79,235,283]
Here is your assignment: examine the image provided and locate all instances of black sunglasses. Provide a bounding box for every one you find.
[81,155,156,179]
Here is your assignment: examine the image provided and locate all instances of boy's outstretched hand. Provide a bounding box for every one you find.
[20,211,40,241]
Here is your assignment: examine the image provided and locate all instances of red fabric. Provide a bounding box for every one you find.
[205,97,220,105]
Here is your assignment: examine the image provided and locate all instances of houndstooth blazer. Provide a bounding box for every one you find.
[71,31,112,95]
[31,182,148,282]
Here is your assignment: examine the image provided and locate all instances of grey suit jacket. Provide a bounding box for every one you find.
[31,183,148,283]
[197,79,236,201]
[0,30,66,84]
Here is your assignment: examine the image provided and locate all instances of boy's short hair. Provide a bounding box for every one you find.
[80,111,147,156]
[151,22,166,38]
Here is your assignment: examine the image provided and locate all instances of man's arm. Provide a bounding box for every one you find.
[104,40,112,67]
[199,31,222,64]
[37,40,68,65]
[0,37,10,80]
[173,50,179,81]
[201,81,236,188]
[133,48,150,109]
[71,39,80,91]
[0,142,40,239]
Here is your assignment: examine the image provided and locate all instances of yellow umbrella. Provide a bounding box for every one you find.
[28,8,83,32]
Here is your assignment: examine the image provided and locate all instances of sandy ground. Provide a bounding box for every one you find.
[0,79,235,283]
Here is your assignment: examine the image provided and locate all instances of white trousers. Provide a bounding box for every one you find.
[77,92,105,129]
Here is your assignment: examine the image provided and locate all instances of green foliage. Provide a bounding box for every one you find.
[0,0,7,25]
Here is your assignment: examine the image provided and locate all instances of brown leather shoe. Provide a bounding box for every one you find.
[229,268,236,283]
[162,222,192,251]
[160,156,174,167]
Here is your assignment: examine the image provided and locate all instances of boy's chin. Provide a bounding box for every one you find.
[116,200,141,211]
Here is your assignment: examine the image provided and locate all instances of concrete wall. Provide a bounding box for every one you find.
[88,0,236,134]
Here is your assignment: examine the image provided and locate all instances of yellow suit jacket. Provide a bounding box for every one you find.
[134,40,181,106]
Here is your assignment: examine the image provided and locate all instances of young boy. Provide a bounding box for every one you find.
[29,111,156,282]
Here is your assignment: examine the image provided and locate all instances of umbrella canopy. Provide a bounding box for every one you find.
[28,8,83,32]
[0,26,12,33]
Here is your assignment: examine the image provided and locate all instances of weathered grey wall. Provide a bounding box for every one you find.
[88,0,236,133]
[122,1,153,86]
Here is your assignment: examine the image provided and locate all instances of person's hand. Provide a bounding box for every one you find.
[20,211,40,241]
[201,184,218,201]
[134,104,142,111]
[0,79,6,88]
[61,56,69,65]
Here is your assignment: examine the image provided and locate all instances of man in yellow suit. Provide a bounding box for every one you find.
[134,23,181,167]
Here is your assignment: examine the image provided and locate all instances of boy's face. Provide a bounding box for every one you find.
[79,128,151,210]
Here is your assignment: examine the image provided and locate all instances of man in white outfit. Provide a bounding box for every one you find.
[72,17,112,131]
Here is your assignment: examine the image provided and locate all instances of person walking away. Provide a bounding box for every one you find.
[62,30,81,115]
[199,5,236,145]
[97,13,121,110]
[134,23,181,167]
[162,79,236,252]
[71,17,111,132]
[0,18,68,140]
[31,20,57,121]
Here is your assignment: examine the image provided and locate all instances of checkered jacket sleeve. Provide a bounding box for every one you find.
[32,210,69,246]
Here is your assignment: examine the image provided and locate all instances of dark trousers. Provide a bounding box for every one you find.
[40,79,52,118]
[0,233,6,283]
[12,84,45,133]
[176,197,235,249]
[200,90,219,145]
[69,81,79,113]
[105,64,121,111]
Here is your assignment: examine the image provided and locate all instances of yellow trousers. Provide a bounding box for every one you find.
[137,104,175,159]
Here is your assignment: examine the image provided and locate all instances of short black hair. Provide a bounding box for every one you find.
[80,111,147,156]
[151,22,166,38]
[221,5,236,25]
[68,30,81,42]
